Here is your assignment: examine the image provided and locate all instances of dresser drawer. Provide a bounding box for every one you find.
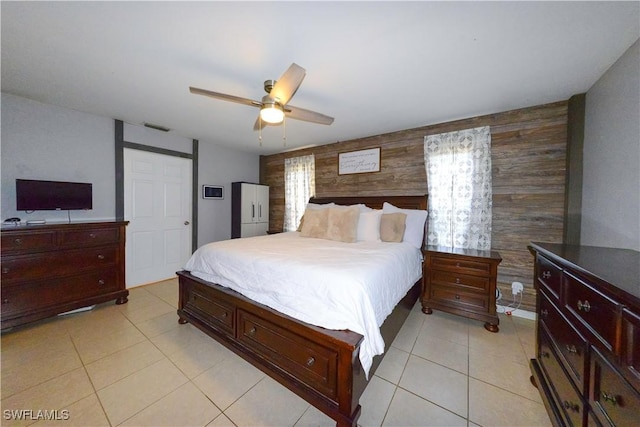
[1,246,118,283]
[428,286,489,312]
[539,327,587,427]
[429,255,492,276]
[1,269,120,318]
[539,290,589,392]
[621,309,640,390]
[537,254,563,301]
[590,348,640,427]
[1,230,56,253]
[58,227,120,247]
[430,270,490,292]
[183,282,235,338]
[237,309,338,399]
[564,271,620,353]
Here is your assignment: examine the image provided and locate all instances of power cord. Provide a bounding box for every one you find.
[497,291,523,315]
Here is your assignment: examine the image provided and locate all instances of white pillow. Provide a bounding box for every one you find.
[356,210,382,242]
[382,202,427,249]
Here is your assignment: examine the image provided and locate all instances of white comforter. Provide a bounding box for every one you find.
[184,232,422,377]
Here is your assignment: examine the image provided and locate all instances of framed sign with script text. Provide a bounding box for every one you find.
[338,147,381,175]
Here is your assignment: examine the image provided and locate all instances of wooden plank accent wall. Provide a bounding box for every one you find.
[260,101,569,313]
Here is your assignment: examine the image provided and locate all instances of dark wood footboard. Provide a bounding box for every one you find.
[177,271,421,427]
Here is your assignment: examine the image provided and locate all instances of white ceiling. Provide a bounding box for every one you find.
[2,2,638,155]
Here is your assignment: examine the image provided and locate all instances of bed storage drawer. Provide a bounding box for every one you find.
[182,281,235,338]
[237,309,339,399]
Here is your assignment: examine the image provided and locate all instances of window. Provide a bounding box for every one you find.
[284,154,315,232]
[424,126,492,250]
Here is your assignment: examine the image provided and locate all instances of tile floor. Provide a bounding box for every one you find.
[1,278,551,427]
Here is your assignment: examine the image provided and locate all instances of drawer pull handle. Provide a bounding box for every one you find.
[306,357,315,367]
[249,327,256,336]
[13,238,22,245]
[601,392,620,406]
[455,295,461,300]
[577,300,591,312]
[563,400,580,413]
[97,254,105,260]
[542,271,551,279]
[2,267,9,274]
[456,262,461,268]
[2,299,9,304]
[541,351,550,359]
[98,279,105,286]
[455,277,461,284]
[565,344,578,354]
[221,312,228,318]
[540,309,548,317]
[89,233,96,238]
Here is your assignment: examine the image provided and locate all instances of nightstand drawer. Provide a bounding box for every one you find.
[430,255,492,276]
[428,286,489,311]
[430,270,490,292]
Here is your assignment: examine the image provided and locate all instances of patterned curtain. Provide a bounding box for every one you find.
[423,126,492,250]
[284,154,316,232]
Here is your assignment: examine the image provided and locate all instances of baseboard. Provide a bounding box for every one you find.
[497,304,537,321]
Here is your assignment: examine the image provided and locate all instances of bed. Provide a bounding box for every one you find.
[177,195,427,427]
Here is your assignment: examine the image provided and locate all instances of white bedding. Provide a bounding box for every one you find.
[184,231,422,377]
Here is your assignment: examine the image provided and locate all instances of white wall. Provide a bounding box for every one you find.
[197,145,260,243]
[1,93,115,223]
[582,39,640,251]
[1,93,260,247]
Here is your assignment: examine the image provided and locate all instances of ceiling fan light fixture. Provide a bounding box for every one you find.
[259,101,285,124]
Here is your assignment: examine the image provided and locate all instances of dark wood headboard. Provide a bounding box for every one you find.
[308,195,427,211]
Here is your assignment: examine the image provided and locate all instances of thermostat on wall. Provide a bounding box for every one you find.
[202,185,224,200]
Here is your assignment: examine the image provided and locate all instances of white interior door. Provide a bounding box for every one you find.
[124,149,192,287]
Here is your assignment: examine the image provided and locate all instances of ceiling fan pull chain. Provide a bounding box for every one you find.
[258,117,263,146]
[283,116,287,147]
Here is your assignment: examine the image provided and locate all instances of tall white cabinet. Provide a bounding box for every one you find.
[231,182,269,238]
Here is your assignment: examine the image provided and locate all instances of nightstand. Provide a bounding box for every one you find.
[422,246,502,332]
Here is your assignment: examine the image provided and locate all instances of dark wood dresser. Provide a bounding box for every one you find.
[1,221,129,331]
[421,246,502,332]
[529,242,640,427]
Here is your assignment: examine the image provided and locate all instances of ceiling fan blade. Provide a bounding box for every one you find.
[269,63,306,105]
[252,116,279,131]
[189,87,261,107]
[285,105,334,125]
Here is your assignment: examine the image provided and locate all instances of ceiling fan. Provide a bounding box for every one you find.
[189,63,334,131]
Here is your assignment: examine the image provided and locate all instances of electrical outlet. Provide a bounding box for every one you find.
[512,281,524,295]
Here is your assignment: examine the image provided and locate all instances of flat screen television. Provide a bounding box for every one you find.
[16,179,92,211]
